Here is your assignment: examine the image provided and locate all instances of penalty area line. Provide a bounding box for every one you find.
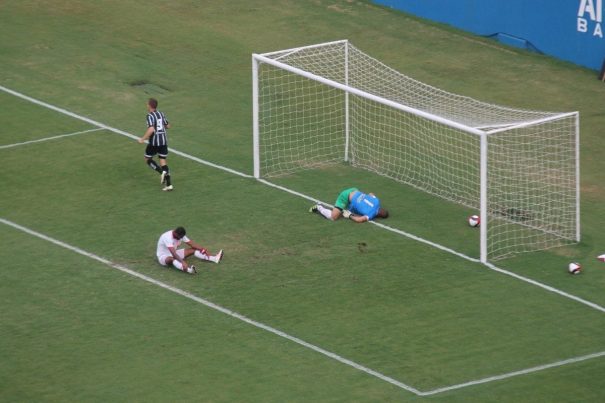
[2,84,605,317]
[0,217,423,397]
[419,350,605,396]
[0,128,104,149]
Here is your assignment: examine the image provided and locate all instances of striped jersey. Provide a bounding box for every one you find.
[146,110,169,146]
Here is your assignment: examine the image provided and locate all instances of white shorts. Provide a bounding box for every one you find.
[157,249,185,266]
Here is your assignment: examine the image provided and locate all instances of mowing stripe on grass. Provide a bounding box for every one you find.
[372,220,605,314]
[3,216,605,395]
[257,178,477,262]
[2,84,605,318]
[0,128,103,149]
[260,179,605,315]
[0,217,423,396]
[0,85,251,179]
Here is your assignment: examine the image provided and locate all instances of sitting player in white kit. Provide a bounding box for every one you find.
[156,226,223,274]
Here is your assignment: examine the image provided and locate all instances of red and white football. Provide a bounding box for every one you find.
[568,262,582,275]
[468,215,480,227]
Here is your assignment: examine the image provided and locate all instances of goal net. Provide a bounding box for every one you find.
[252,40,580,261]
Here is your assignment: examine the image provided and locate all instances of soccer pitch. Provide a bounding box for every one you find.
[2,1,605,401]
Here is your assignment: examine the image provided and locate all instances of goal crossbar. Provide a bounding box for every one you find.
[252,52,485,137]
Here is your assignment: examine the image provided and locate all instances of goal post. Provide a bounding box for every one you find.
[484,112,580,260]
[252,55,260,179]
[252,40,580,261]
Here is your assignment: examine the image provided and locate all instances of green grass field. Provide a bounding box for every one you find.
[2,1,605,401]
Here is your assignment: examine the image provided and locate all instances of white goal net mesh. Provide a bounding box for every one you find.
[254,40,579,260]
[257,66,346,176]
[486,115,578,259]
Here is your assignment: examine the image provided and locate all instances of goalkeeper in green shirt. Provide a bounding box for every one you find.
[310,187,389,223]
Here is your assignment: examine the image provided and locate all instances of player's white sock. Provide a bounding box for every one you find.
[194,250,212,261]
[172,260,184,270]
[317,205,333,220]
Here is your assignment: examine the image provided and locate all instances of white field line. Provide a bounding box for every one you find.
[0,217,423,397]
[0,128,103,149]
[482,260,605,313]
[3,85,605,393]
[2,85,604,315]
[419,350,605,396]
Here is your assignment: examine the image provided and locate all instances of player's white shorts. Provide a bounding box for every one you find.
[157,249,186,266]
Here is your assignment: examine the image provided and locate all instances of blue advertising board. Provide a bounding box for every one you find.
[373,0,605,70]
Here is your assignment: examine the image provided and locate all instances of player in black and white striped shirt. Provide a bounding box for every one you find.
[138,98,173,191]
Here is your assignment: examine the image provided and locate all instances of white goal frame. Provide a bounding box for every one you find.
[252,40,580,262]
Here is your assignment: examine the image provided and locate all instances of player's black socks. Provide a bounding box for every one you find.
[162,165,172,186]
[147,159,162,173]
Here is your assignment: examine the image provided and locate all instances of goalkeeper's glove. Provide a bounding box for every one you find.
[342,210,352,219]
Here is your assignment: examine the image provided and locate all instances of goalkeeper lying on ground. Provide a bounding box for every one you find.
[310,187,389,223]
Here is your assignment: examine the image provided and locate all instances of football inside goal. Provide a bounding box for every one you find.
[251,40,580,262]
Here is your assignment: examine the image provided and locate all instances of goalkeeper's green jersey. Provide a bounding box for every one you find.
[334,187,358,210]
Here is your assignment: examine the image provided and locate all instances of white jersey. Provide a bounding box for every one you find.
[156,230,190,259]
